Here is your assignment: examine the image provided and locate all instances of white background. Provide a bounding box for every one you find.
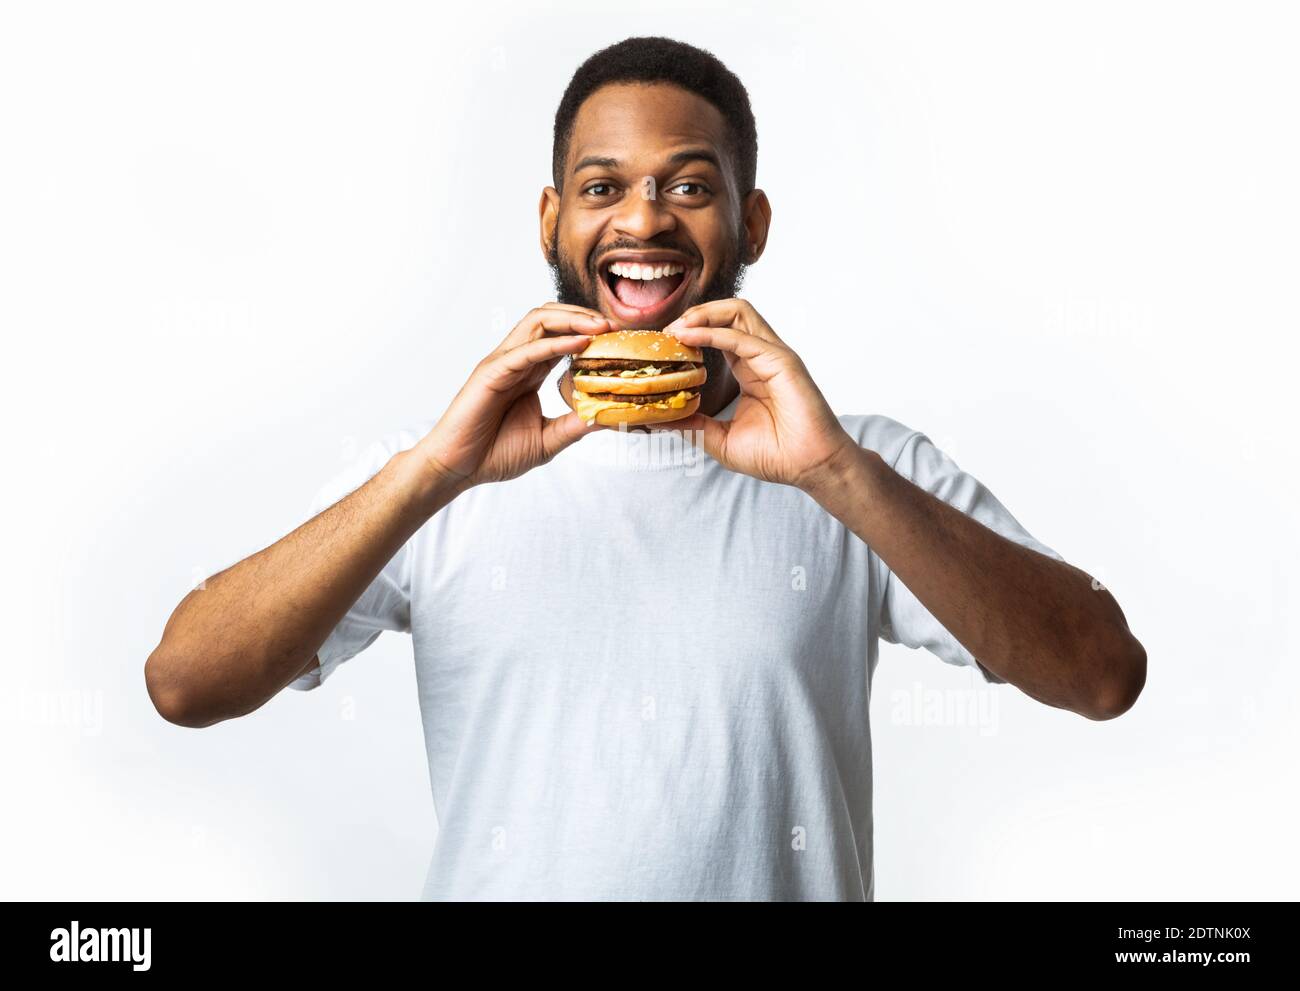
[2,0,1296,899]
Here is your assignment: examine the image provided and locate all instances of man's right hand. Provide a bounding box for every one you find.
[413,303,609,491]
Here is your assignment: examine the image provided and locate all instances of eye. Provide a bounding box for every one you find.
[583,182,616,198]
[668,182,708,196]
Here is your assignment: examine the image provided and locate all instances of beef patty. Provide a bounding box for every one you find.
[572,359,699,372]
[581,389,701,405]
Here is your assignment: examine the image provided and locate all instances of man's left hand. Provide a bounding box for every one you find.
[662,299,860,492]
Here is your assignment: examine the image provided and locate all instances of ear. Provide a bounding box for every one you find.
[539,186,561,262]
[741,189,772,264]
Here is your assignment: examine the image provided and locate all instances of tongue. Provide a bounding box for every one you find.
[613,275,677,309]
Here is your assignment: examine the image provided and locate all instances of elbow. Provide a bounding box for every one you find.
[145,647,215,728]
[1085,635,1147,721]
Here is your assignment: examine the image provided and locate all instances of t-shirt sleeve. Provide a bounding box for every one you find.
[877,430,1066,685]
[286,437,414,691]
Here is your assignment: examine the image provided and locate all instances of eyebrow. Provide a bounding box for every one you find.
[571,155,619,174]
[570,148,723,176]
[668,148,722,171]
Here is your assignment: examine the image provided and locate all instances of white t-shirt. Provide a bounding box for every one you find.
[289,363,1063,900]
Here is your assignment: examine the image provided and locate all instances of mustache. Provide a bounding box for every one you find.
[548,226,748,308]
[588,240,701,275]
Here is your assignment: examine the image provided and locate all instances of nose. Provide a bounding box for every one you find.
[612,181,677,241]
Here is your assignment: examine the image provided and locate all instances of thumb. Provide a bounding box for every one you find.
[539,410,602,462]
[654,412,729,465]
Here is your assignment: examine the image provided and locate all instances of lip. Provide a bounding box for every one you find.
[594,251,697,327]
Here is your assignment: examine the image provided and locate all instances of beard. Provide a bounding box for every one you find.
[547,225,748,391]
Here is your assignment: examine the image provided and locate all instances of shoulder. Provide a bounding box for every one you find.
[836,413,925,470]
[836,412,976,497]
[308,418,437,516]
[372,418,438,458]
[839,411,1066,564]
[345,418,438,474]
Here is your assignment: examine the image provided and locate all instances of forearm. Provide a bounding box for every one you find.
[145,447,463,726]
[806,445,1146,719]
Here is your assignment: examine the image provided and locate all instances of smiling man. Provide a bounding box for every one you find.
[145,37,1147,901]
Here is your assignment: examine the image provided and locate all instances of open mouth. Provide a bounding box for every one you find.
[597,255,695,325]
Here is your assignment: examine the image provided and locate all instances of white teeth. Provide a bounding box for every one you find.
[608,261,685,280]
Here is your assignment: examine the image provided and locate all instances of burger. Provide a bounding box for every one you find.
[566,329,706,426]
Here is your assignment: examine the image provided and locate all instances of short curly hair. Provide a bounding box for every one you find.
[552,36,758,195]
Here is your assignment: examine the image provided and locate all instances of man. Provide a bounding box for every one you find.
[145,36,1146,900]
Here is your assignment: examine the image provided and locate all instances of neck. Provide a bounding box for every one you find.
[699,366,739,417]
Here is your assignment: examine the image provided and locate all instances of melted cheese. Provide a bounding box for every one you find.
[571,389,694,423]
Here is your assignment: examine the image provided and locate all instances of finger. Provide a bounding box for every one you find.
[479,334,593,394]
[510,352,564,400]
[535,301,610,330]
[646,412,730,464]
[671,324,793,394]
[661,323,777,363]
[666,299,783,345]
[539,410,603,461]
[498,306,611,352]
[539,301,608,318]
